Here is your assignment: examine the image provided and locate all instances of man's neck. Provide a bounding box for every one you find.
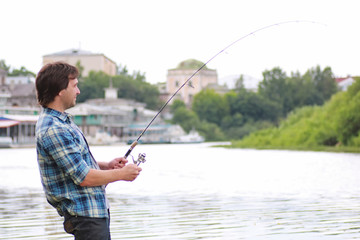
[47,101,65,113]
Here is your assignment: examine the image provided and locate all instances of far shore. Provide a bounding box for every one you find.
[217,142,360,154]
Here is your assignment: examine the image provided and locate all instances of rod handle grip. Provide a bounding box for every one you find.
[124,141,138,159]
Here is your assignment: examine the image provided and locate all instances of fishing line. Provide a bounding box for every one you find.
[124,20,325,163]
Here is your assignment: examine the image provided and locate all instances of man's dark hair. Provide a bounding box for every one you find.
[35,62,79,107]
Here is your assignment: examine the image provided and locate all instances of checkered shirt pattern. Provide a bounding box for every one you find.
[36,107,108,218]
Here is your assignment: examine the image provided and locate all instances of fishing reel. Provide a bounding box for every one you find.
[125,141,146,166]
[130,153,146,166]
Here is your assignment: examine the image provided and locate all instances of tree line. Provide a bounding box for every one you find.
[233,76,360,151]
[0,60,36,76]
[171,66,338,141]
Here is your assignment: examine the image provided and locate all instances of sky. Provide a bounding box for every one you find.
[1,0,359,84]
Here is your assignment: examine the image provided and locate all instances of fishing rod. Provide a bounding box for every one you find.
[126,20,323,165]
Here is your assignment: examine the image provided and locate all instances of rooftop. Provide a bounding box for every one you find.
[174,59,209,70]
[44,49,97,56]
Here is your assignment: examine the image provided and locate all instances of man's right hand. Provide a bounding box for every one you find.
[120,164,142,181]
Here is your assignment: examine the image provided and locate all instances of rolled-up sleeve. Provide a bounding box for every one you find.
[43,126,90,185]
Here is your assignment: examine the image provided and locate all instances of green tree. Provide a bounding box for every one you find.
[258,67,288,116]
[258,66,337,118]
[196,121,225,141]
[225,89,281,122]
[8,66,36,77]
[77,70,161,109]
[75,60,84,79]
[192,89,229,126]
[0,60,35,77]
[258,67,287,102]
[335,78,360,144]
[171,106,200,133]
[77,71,109,101]
[234,74,245,90]
[287,71,320,107]
[170,99,186,113]
[232,77,359,150]
[303,66,337,104]
[0,60,10,72]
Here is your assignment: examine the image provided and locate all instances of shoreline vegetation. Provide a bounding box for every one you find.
[221,143,360,154]
[217,77,360,154]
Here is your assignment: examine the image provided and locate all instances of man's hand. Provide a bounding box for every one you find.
[108,157,128,169]
[80,161,142,187]
[121,164,142,181]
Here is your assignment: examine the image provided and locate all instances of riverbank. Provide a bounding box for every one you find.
[221,141,360,153]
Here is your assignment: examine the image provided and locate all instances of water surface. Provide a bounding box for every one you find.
[0,143,359,239]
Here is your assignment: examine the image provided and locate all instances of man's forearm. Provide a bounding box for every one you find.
[97,162,109,170]
[80,169,123,187]
[80,164,141,187]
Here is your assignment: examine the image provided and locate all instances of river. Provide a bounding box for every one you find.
[0,143,359,239]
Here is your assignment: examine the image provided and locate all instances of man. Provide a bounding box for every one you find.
[35,62,142,239]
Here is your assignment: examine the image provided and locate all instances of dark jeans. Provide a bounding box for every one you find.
[63,210,111,240]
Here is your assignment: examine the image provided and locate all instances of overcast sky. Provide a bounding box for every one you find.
[1,0,359,84]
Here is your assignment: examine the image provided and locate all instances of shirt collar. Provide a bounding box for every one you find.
[43,107,72,123]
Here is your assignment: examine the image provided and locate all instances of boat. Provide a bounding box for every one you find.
[125,125,205,144]
[0,136,12,148]
[170,130,204,144]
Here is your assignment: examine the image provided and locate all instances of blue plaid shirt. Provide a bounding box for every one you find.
[36,107,109,218]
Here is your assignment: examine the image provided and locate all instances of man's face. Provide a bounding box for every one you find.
[60,78,80,110]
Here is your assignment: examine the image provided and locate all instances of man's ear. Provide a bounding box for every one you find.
[58,89,65,97]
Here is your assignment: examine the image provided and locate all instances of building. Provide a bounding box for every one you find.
[0,83,37,107]
[0,68,39,147]
[155,82,168,103]
[0,72,38,107]
[335,76,356,91]
[5,75,35,85]
[0,107,39,147]
[0,67,38,108]
[65,80,202,145]
[66,81,162,144]
[166,59,218,106]
[43,49,117,77]
[8,83,38,107]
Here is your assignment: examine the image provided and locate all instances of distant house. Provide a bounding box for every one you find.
[43,49,117,77]
[0,69,38,107]
[335,76,356,91]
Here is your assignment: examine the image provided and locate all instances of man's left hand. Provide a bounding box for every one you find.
[108,157,127,169]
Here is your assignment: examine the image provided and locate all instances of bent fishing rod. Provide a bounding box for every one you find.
[125,20,323,165]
